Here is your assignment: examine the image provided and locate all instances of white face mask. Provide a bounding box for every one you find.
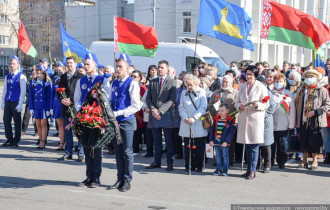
[199,68,205,74]
[288,79,296,85]
[274,82,284,90]
[230,66,238,72]
[206,75,213,81]
[222,86,229,91]
[304,77,316,86]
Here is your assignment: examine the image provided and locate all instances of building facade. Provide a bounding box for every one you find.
[19,0,65,66]
[0,0,19,76]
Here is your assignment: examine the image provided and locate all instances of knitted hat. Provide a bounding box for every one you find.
[200,77,211,87]
[302,69,321,78]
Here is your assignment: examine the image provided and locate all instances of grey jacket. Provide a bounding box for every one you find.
[261,91,276,146]
[146,75,176,128]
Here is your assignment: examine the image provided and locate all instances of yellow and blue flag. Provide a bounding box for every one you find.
[197,0,254,51]
[60,21,89,64]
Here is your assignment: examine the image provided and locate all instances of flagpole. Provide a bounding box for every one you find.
[193,32,199,71]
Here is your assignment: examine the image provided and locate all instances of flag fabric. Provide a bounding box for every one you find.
[313,48,325,70]
[114,16,158,57]
[197,0,254,51]
[60,21,89,63]
[18,21,38,58]
[280,101,289,114]
[261,0,330,50]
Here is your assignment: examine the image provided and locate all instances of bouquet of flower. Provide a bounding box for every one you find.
[76,101,107,134]
[57,87,75,129]
[229,96,271,117]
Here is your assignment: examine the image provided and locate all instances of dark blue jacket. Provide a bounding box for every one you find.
[209,115,236,145]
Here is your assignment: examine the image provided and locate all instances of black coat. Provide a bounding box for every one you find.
[58,70,84,118]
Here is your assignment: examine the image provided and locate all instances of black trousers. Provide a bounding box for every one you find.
[257,145,271,169]
[22,103,37,133]
[83,147,102,180]
[184,137,206,170]
[144,122,154,155]
[274,130,288,166]
[4,101,21,144]
[173,128,183,156]
[133,127,144,153]
[229,130,237,164]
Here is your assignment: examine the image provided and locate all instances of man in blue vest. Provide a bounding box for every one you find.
[1,56,27,147]
[107,58,142,192]
[75,52,111,188]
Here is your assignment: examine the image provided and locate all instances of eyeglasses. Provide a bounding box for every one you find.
[266,69,276,73]
[131,75,138,79]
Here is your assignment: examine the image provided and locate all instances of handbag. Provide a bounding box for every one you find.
[188,93,213,129]
[279,130,300,153]
[307,113,323,152]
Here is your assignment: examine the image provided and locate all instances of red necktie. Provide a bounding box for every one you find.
[159,77,163,89]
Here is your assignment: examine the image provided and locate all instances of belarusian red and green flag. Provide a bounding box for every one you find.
[114,16,158,57]
[18,21,38,58]
[261,0,330,50]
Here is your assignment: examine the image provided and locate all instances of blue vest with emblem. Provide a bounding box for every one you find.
[5,72,22,102]
[111,77,134,122]
[80,75,104,104]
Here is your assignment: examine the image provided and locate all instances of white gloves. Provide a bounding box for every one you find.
[50,109,54,116]
[46,111,50,117]
[30,110,34,115]
[1,101,4,110]
[15,103,23,112]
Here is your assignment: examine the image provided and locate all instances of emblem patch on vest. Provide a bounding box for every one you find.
[82,84,87,90]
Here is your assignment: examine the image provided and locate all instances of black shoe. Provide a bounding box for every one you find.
[12,143,19,148]
[90,178,100,188]
[108,150,115,155]
[74,146,78,152]
[174,154,183,159]
[77,178,92,187]
[2,141,13,147]
[166,163,173,171]
[36,139,40,145]
[144,153,153,158]
[263,168,270,173]
[119,180,131,192]
[57,154,72,161]
[52,132,59,137]
[77,156,84,162]
[295,156,301,161]
[310,166,317,171]
[196,168,203,172]
[107,180,123,190]
[145,162,161,169]
[279,165,285,169]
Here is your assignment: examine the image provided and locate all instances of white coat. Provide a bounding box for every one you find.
[235,81,270,144]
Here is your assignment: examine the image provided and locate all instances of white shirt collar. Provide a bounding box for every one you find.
[120,75,129,82]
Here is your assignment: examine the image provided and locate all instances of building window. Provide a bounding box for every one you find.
[183,12,191,33]
[42,31,48,38]
[31,30,36,38]
[0,15,9,24]
[41,16,47,23]
[0,56,10,65]
[30,16,34,24]
[42,45,49,52]
[0,35,9,45]
[0,0,8,3]
[29,1,34,8]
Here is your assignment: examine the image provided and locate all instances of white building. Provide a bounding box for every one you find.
[0,0,19,76]
[135,0,330,67]
[65,0,134,49]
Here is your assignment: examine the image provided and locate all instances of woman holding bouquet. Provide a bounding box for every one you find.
[29,65,52,149]
[235,65,269,179]
[51,62,65,151]
[295,69,330,170]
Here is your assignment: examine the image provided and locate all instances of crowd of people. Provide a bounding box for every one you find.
[1,54,330,191]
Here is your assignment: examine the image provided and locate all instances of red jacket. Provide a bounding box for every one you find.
[136,84,147,129]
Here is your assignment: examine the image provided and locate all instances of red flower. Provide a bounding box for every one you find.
[192,145,197,150]
[187,145,191,149]
[88,106,93,112]
[265,96,270,100]
[311,85,317,89]
[215,95,220,98]
[92,101,98,107]
[77,113,82,118]
[56,87,66,94]
[283,97,287,100]
[285,94,289,97]
[262,99,267,104]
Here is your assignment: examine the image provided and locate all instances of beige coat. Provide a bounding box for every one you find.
[295,83,330,128]
[235,81,270,144]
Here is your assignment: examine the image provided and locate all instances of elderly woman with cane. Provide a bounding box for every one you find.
[235,65,269,180]
[179,74,208,173]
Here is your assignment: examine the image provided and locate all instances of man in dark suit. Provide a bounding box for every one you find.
[57,56,84,161]
[145,60,176,171]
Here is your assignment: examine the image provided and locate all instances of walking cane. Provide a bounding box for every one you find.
[241,144,245,171]
[188,125,192,175]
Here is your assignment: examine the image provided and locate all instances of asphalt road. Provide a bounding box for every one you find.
[0,97,330,210]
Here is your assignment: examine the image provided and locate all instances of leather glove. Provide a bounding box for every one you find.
[46,111,50,117]
[30,110,34,116]
[50,109,54,116]
[15,103,23,112]
[1,101,4,110]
